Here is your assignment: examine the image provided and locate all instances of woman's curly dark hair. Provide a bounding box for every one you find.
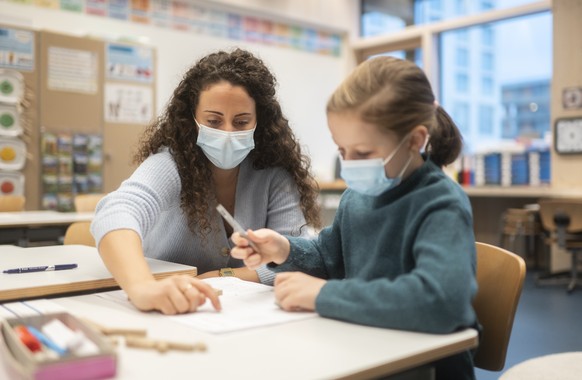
[134,48,321,237]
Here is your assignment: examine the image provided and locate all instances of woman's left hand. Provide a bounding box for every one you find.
[274,272,326,312]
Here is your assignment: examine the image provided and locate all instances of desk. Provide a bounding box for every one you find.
[318,181,582,263]
[0,245,197,302]
[0,211,93,246]
[463,187,582,244]
[0,292,478,380]
[318,182,581,274]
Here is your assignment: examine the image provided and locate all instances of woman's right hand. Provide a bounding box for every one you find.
[230,229,290,270]
[125,275,221,315]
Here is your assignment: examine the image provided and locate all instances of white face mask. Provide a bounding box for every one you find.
[195,120,256,170]
[340,133,413,196]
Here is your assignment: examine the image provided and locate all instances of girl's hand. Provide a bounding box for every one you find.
[125,275,221,315]
[230,229,290,270]
[274,272,326,312]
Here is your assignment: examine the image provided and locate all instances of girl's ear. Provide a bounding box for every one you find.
[408,125,429,151]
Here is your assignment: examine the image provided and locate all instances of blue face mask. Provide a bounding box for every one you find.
[195,120,256,170]
[340,135,414,196]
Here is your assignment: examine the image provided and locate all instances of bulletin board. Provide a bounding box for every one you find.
[38,31,105,210]
[0,24,40,210]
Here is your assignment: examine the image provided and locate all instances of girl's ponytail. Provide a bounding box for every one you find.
[427,105,463,167]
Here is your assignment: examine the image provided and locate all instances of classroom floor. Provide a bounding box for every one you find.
[475,270,582,380]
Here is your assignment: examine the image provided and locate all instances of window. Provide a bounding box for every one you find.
[431,0,442,11]
[440,11,551,152]
[482,52,493,71]
[455,0,467,15]
[456,73,469,92]
[361,11,406,37]
[482,76,494,95]
[365,49,423,69]
[481,0,494,11]
[357,2,551,154]
[456,29,469,43]
[361,0,412,36]
[453,102,470,134]
[481,25,494,46]
[457,48,469,67]
[361,0,543,37]
[479,105,494,134]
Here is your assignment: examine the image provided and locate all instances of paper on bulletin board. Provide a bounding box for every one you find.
[0,69,25,104]
[48,46,98,94]
[106,43,154,83]
[0,104,22,137]
[0,137,26,171]
[104,83,153,124]
[0,171,24,195]
[0,27,35,72]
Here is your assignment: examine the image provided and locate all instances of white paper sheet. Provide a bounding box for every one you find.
[172,277,318,334]
[97,277,317,334]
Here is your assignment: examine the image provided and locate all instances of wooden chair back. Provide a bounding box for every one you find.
[473,242,526,371]
[0,195,25,211]
[74,193,105,212]
[63,222,95,247]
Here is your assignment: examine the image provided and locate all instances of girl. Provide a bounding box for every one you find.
[231,56,478,379]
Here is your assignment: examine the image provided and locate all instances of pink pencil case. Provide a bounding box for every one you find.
[0,312,117,380]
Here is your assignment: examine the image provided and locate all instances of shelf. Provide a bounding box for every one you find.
[318,180,582,199]
[463,186,582,199]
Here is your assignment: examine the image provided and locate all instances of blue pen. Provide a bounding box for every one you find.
[26,325,68,356]
[2,264,78,274]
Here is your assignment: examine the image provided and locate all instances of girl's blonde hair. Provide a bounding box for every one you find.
[327,56,462,167]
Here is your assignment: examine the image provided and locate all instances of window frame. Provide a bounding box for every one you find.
[352,1,551,99]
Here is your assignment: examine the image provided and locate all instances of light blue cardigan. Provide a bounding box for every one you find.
[91,150,309,284]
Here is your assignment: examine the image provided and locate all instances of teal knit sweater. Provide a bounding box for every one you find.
[274,158,478,379]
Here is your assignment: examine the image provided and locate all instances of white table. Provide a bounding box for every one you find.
[0,245,479,379]
[0,211,93,246]
[1,290,478,380]
[0,245,197,302]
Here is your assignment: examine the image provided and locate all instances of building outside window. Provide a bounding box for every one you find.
[454,102,470,134]
[457,48,469,67]
[361,0,542,35]
[482,76,494,95]
[502,80,550,139]
[479,104,494,134]
[360,0,551,153]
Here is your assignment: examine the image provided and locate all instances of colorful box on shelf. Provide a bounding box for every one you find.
[527,148,551,186]
[0,312,117,380]
[484,152,502,185]
[511,152,529,185]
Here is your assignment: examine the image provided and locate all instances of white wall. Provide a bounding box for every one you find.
[0,0,357,180]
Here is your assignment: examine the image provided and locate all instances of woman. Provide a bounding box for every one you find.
[91,48,320,315]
